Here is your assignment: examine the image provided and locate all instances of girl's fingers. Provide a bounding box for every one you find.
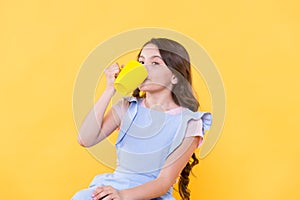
[92,186,103,198]
[105,63,119,74]
[92,186,118,200]
[101,194,112,200]
[104,63,121,87]
[112,63,120,70]
[112,63,121,77]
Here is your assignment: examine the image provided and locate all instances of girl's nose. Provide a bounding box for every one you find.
[143,64,151,73]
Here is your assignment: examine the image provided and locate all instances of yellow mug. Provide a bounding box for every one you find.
[114,60,148,95]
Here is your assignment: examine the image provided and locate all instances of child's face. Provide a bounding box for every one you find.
[138,43,175,93]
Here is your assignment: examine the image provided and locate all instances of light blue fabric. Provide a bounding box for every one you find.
[72,97,212,200]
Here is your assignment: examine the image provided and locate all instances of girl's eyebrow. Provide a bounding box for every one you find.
[138,55,163,59]
[151,55,163,59]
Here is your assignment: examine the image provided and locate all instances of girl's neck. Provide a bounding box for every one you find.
[144,92,179,112]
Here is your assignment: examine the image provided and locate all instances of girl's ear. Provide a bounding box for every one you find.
[171,75,178,84]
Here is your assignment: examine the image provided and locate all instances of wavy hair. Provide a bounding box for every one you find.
[133,38,200,200]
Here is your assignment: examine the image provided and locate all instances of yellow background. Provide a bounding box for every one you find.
[1,0,299,199]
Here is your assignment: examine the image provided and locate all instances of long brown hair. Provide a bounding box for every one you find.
[133,38,200,199]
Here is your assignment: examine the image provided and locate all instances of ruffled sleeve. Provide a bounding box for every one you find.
[185,112,212,147]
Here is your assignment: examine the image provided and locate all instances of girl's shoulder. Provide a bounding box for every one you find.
[112,96,140,121]
[184,110,213,146]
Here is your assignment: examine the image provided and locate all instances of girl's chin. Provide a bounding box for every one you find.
[138,81,149,90]
[139,84,170,93]
[138,84,150,91]
[138,85,147,91]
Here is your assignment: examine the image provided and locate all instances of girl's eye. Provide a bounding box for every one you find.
[152,62,160,65]
[139,61,144,64]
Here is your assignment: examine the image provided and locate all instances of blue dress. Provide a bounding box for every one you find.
[72,97,212,200]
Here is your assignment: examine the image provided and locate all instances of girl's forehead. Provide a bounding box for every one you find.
[140,44,160,56]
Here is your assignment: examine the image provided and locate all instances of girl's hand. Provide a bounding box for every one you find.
[92,185,122,200]
[104,63,124,91]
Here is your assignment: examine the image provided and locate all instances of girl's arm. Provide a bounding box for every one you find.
[77,63,123,147]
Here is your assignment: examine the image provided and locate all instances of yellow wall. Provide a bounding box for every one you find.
[1,0,299,199]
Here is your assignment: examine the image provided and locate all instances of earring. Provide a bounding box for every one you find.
[139,90,146,97]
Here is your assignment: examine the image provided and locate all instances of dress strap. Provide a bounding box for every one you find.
[115,97,139,146]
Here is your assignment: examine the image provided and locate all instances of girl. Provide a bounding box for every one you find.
[72,38,212,200]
